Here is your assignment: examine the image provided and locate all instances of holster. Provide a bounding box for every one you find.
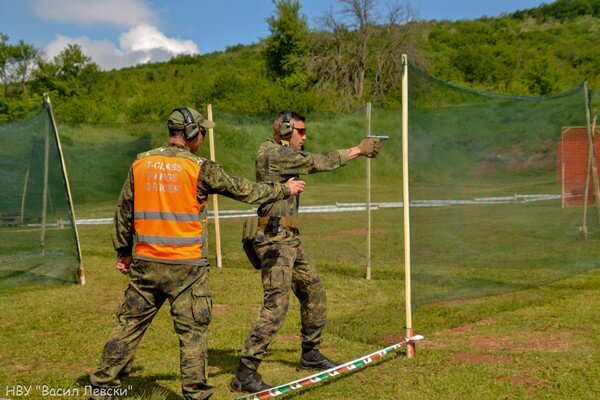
[241,216,261,270]
[258,216,298,234]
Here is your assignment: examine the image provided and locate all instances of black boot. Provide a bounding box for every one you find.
[230,363,272,393]
[297,349,340,371]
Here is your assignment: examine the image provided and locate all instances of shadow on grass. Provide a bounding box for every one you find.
[75,370,181,400]
[207,347,300,377]
[207,348,241,377]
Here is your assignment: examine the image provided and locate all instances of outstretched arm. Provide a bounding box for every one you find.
[274,138,381,176]
[199,161,305,204]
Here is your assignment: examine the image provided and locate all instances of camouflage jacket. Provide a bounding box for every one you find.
[255,138,349,220]
[113,142,291,259]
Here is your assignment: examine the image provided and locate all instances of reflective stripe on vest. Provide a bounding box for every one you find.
[132,153,205,262]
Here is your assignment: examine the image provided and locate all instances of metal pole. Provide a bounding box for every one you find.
[43,93,85,284]
[365,102,372,280]
[401,54,415,358]
[206,104,222,268]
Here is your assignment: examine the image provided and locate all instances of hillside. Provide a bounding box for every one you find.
[0,0,598,123]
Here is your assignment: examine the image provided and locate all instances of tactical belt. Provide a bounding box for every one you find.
[258,216,298,229]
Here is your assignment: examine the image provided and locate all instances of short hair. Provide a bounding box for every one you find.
[168,129,184,137]
[273,110,305,136]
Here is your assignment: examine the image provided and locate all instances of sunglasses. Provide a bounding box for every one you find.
[294,127,307,135]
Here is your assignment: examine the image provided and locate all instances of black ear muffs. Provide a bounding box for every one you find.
[174,107,199,140]
[279,110,293,138]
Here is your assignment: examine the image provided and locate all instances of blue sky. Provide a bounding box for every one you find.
[0,0,550,70]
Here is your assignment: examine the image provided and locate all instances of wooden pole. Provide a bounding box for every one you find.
[591,114,599,230]
[40,110,50,256]
[582,128,591,239]
[561,155,565,208]
[43,93,85,284]
[206,104,222,268]
[583,83,600,228]
[365,102,372,280]
[402,54,415,358]
[560,128,566,208]
[20,159,31,225]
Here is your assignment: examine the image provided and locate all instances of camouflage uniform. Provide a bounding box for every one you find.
[240,139,349,370]
[90,143,290,400]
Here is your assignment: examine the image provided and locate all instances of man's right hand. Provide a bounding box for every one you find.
[116,256,133,275]
[357,137,381,158]
[285,178,306,195]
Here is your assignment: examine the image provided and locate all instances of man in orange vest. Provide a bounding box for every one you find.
[89,107,305,400]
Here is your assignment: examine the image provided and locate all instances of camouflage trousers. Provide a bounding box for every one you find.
[241,228,327,370]
[90,259,213,400]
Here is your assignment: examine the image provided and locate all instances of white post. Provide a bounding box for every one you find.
[206,104,222,268]
[365,102,372,280]
[402,54,415,358]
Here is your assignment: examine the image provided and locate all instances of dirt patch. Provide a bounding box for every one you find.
[397,318,576,354]
[495,375,551,396]
[424,331,574,353]
[452,351,510,364]
[419,318,496,349]
[278,334,301,343]
[380,333,406,345]
[212,304,232,317]
[469,332,573,353]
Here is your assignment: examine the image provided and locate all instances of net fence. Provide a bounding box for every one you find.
[6,68,596,336]
[0,105,81,288]
[406,63,600,308]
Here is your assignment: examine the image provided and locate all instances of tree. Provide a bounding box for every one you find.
[264,0,309,83]
[525,57,558,95]
[0,34,41,97]
[308,0,417,102]
[34,44,100,98]
[0,33,9,96]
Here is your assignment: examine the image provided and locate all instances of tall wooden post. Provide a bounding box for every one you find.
[402,55,415,358]
[365,102,372,280]
[40,109,50,256]
[206,104,222,268]
[43,94,84,284]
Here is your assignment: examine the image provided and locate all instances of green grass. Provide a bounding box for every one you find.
[2,93,599,398]
[1,200,600,399]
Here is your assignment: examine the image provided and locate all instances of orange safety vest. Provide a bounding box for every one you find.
[132,151,207,263]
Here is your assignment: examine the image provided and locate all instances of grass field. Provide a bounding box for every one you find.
[1,187,600,399]
[2,91,600,397]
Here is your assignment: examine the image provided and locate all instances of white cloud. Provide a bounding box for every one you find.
[45,25,199,70]
[30,0,156,28]
[120,24,198,54]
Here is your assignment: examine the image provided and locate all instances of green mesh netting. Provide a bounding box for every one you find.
[407,62,600,307]
[0,104,81,288]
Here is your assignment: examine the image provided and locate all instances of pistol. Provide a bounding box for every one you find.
[266,216,281,235]
[366,134,389,141]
